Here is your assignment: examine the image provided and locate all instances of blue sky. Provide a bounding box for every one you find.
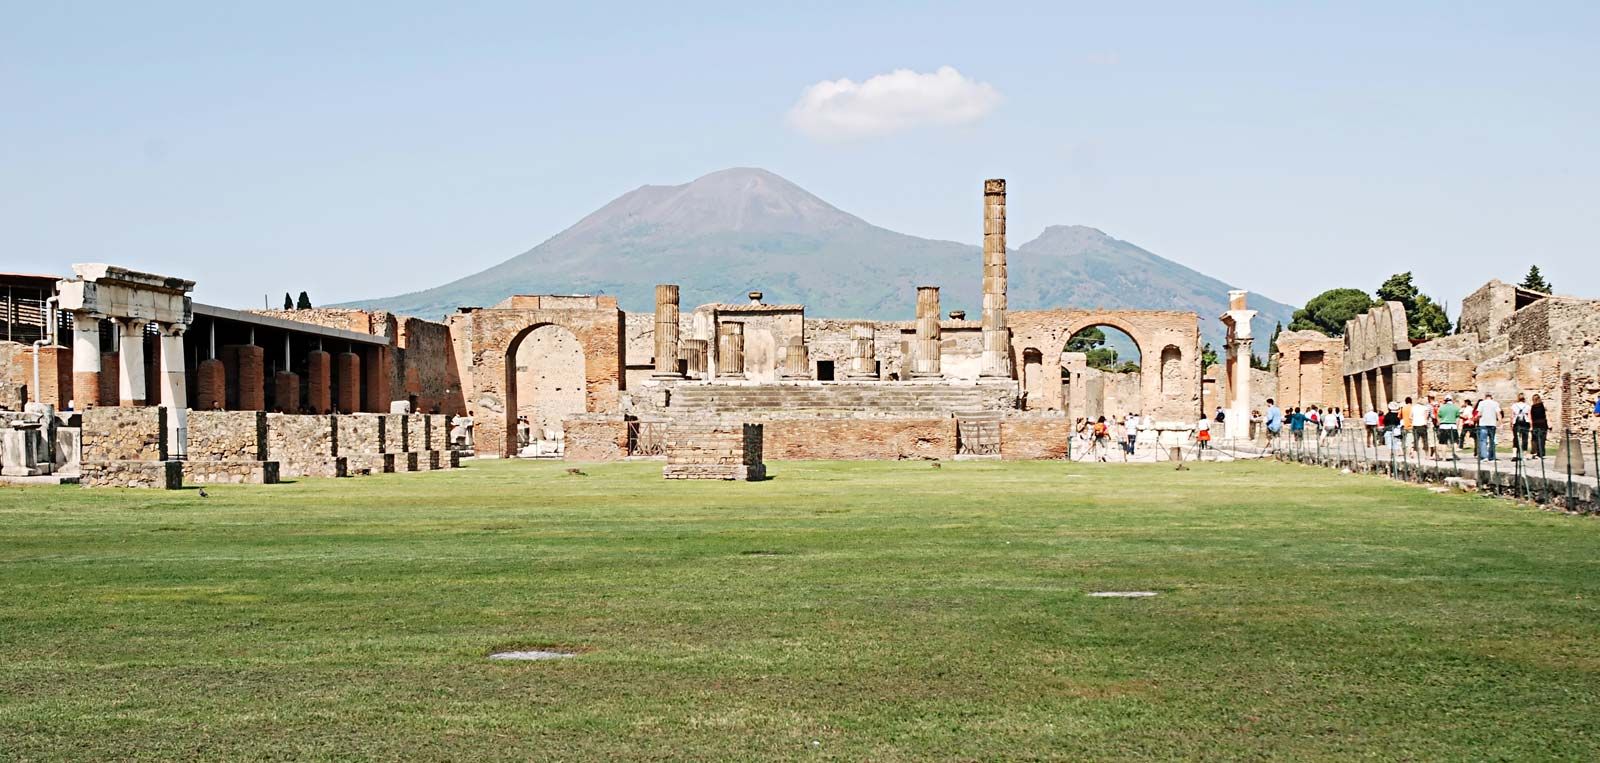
[3,1,1596,312]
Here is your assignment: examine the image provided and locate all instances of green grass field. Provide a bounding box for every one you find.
[4,459,1599,760]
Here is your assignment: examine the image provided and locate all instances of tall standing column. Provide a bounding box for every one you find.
[845,323,878,380]
[307,349,332,413]
[1221,290,1257,440]
[653,284,683,378]
[71,313,103,408]
[717,323,745,380]
[980,178,1011,379]
[336,351,361,413]
[911,286,942,378]
[117,319,146,406]
[157,323,188,454]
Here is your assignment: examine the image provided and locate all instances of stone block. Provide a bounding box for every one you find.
[184,460,280,485]
[81,460,182,489]
[663,421,764,480]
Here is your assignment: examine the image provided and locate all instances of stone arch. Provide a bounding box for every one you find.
[1059,322,1145,420]
[1009,308,1201,422]
[505,323,586,454]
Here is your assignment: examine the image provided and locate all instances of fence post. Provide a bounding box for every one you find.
[1566,429,1575,507]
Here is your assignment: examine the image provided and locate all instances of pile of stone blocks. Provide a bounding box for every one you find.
[81,407,182,489]
[2,404,74,479]
[663,421,765,481]
[183,410,280,485]
[265,413,345,478]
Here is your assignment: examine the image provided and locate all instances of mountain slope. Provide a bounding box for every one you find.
[341,168,1297,349]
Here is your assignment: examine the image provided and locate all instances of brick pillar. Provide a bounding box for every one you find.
[653,284,683,378]
[364,345,391,413]
[273,371,299,412]
[307,350,332,413]
[979,178,1011,379]
[911,286,942,378]
[99,351,120,406]
[336,351,361,413]
[196,359,226,410]
[236,344,265,411]
[27,346,72,409]
[71,313,102,408]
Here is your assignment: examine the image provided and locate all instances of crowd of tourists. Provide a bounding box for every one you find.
[1259,392,1558,462]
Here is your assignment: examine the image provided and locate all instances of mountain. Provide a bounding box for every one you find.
[340,167,1297,351]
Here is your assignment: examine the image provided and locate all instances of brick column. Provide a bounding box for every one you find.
[717,323,745,380]
[364,345,391,412]
[911,286,942,378]
[274,371,299,412]
[117,319,146,406]
[979,178,1011,379]
[98,351,119,405]
[653,284,683,378]
[336,351,361,413]
[196,359,225,410]
[236,344,265,411]
[307,350,332,413]
[71,313,103,408]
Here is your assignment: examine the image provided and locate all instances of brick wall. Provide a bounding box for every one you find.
[1000,418,1070,460]
[563,415,628,461]
[762,418,956,460]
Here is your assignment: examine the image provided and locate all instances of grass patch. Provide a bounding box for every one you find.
[2,459,1599,760]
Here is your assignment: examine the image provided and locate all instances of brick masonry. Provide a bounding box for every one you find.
[663,421,765,480]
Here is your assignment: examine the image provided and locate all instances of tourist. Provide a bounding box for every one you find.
[1265,399,1283,446]
[1383,403,1402,449]
[516,416,532,450]
[1511,393,1531,459]
[1438,395,1461,455]
[1476,392,1503,461]
[1364,406,1381,448]
[1092,416,1111,461]
[1461,398,1478,452]
[1214,406,1226,426]
[1289,407,1307,443]
[1410,396,1433,459]
[1530,393,1549,459]
[1196,414,1212,451]
[1124,412,1140,456]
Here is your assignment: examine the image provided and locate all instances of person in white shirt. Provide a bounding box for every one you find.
[1510,393,1532,458]
[1124,412,1140,456]
[1364,408,1381,448]
[1475,393,1503,460]
[1410,399,1433,458]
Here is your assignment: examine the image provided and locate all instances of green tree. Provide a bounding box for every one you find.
[1288,288,1374,336]
[1065,326,1105,353]
[283,293,293,310]
[1376,272,1451,340]
[1519,265,1553,295]
[1266,322,1282,370]
[1201,342,1219,368]
[296,291,312,310]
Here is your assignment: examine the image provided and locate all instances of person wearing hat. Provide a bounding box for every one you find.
[1383,402,1403,449]
[1437,394,1462,455]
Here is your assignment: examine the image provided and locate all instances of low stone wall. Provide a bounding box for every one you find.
[82,460,182,489]
[187,410,267,461]
[183,460,279,485]
[664,421,765,480]
[82,407,167,462]
[1000,417,1070,460]
[564,415,629,462]
[761,418,955,460]
[265,413,345,479]
[337,414,387,456]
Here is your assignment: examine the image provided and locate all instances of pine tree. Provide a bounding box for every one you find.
[1519,265,1553,295]
[283,293,293,310]
[1377,272,1452,340]
[1288,288,1375,336]
[296,291,312,310]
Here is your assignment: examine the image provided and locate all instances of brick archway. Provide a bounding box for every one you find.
[1010,309,1201,422]
[506,323,586,452]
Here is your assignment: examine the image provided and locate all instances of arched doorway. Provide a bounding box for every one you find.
[1061,324,1143,420]
[505,323,586,454]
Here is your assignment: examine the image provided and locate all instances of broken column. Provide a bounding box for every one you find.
[1220,290,1257,441]
[335,351,361,413]
[680,339,708,380]
[781,335,811,379]
[717,322,745,380]
[70,313,102,408]
[911,286,942,379]
[307,350,332,413]
[979,178,1011,379]
[653,284,683,378]
[235,343,265,411]
[845,323,877,380]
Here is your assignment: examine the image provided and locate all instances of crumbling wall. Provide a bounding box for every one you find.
[562,414,628,461]
[762,418,956,460]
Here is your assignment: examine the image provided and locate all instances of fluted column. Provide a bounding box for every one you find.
[117,319,146,406]
[845,323,878,380]
[717,323,745,380]
[680,339,708,380]
[911,286,942,378]
[653,284,683,378]
[980,178,1011,378]
[70,313,103,408]
[781,335,811,379]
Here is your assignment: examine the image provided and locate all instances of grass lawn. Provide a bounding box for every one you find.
[3,459,1599,760]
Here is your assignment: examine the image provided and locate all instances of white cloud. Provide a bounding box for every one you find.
[787,66,1002,141]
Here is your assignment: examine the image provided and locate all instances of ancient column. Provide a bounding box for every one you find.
[70,313,102,408]
[117,318,146,406]
[911,286,942,378]
[680,339,708,380]
[845,323,878,380]
[1220,290,1257,440]
[336,351,361,412]
[781,335,811,379]
[274,334,298,412]
[364,345,391,412]
[653,284,683,378]
[979,178,1011,379]
[236,343,266,411]
[157,323,188,451]
[307,350,332,413]
[717,323,745,380]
